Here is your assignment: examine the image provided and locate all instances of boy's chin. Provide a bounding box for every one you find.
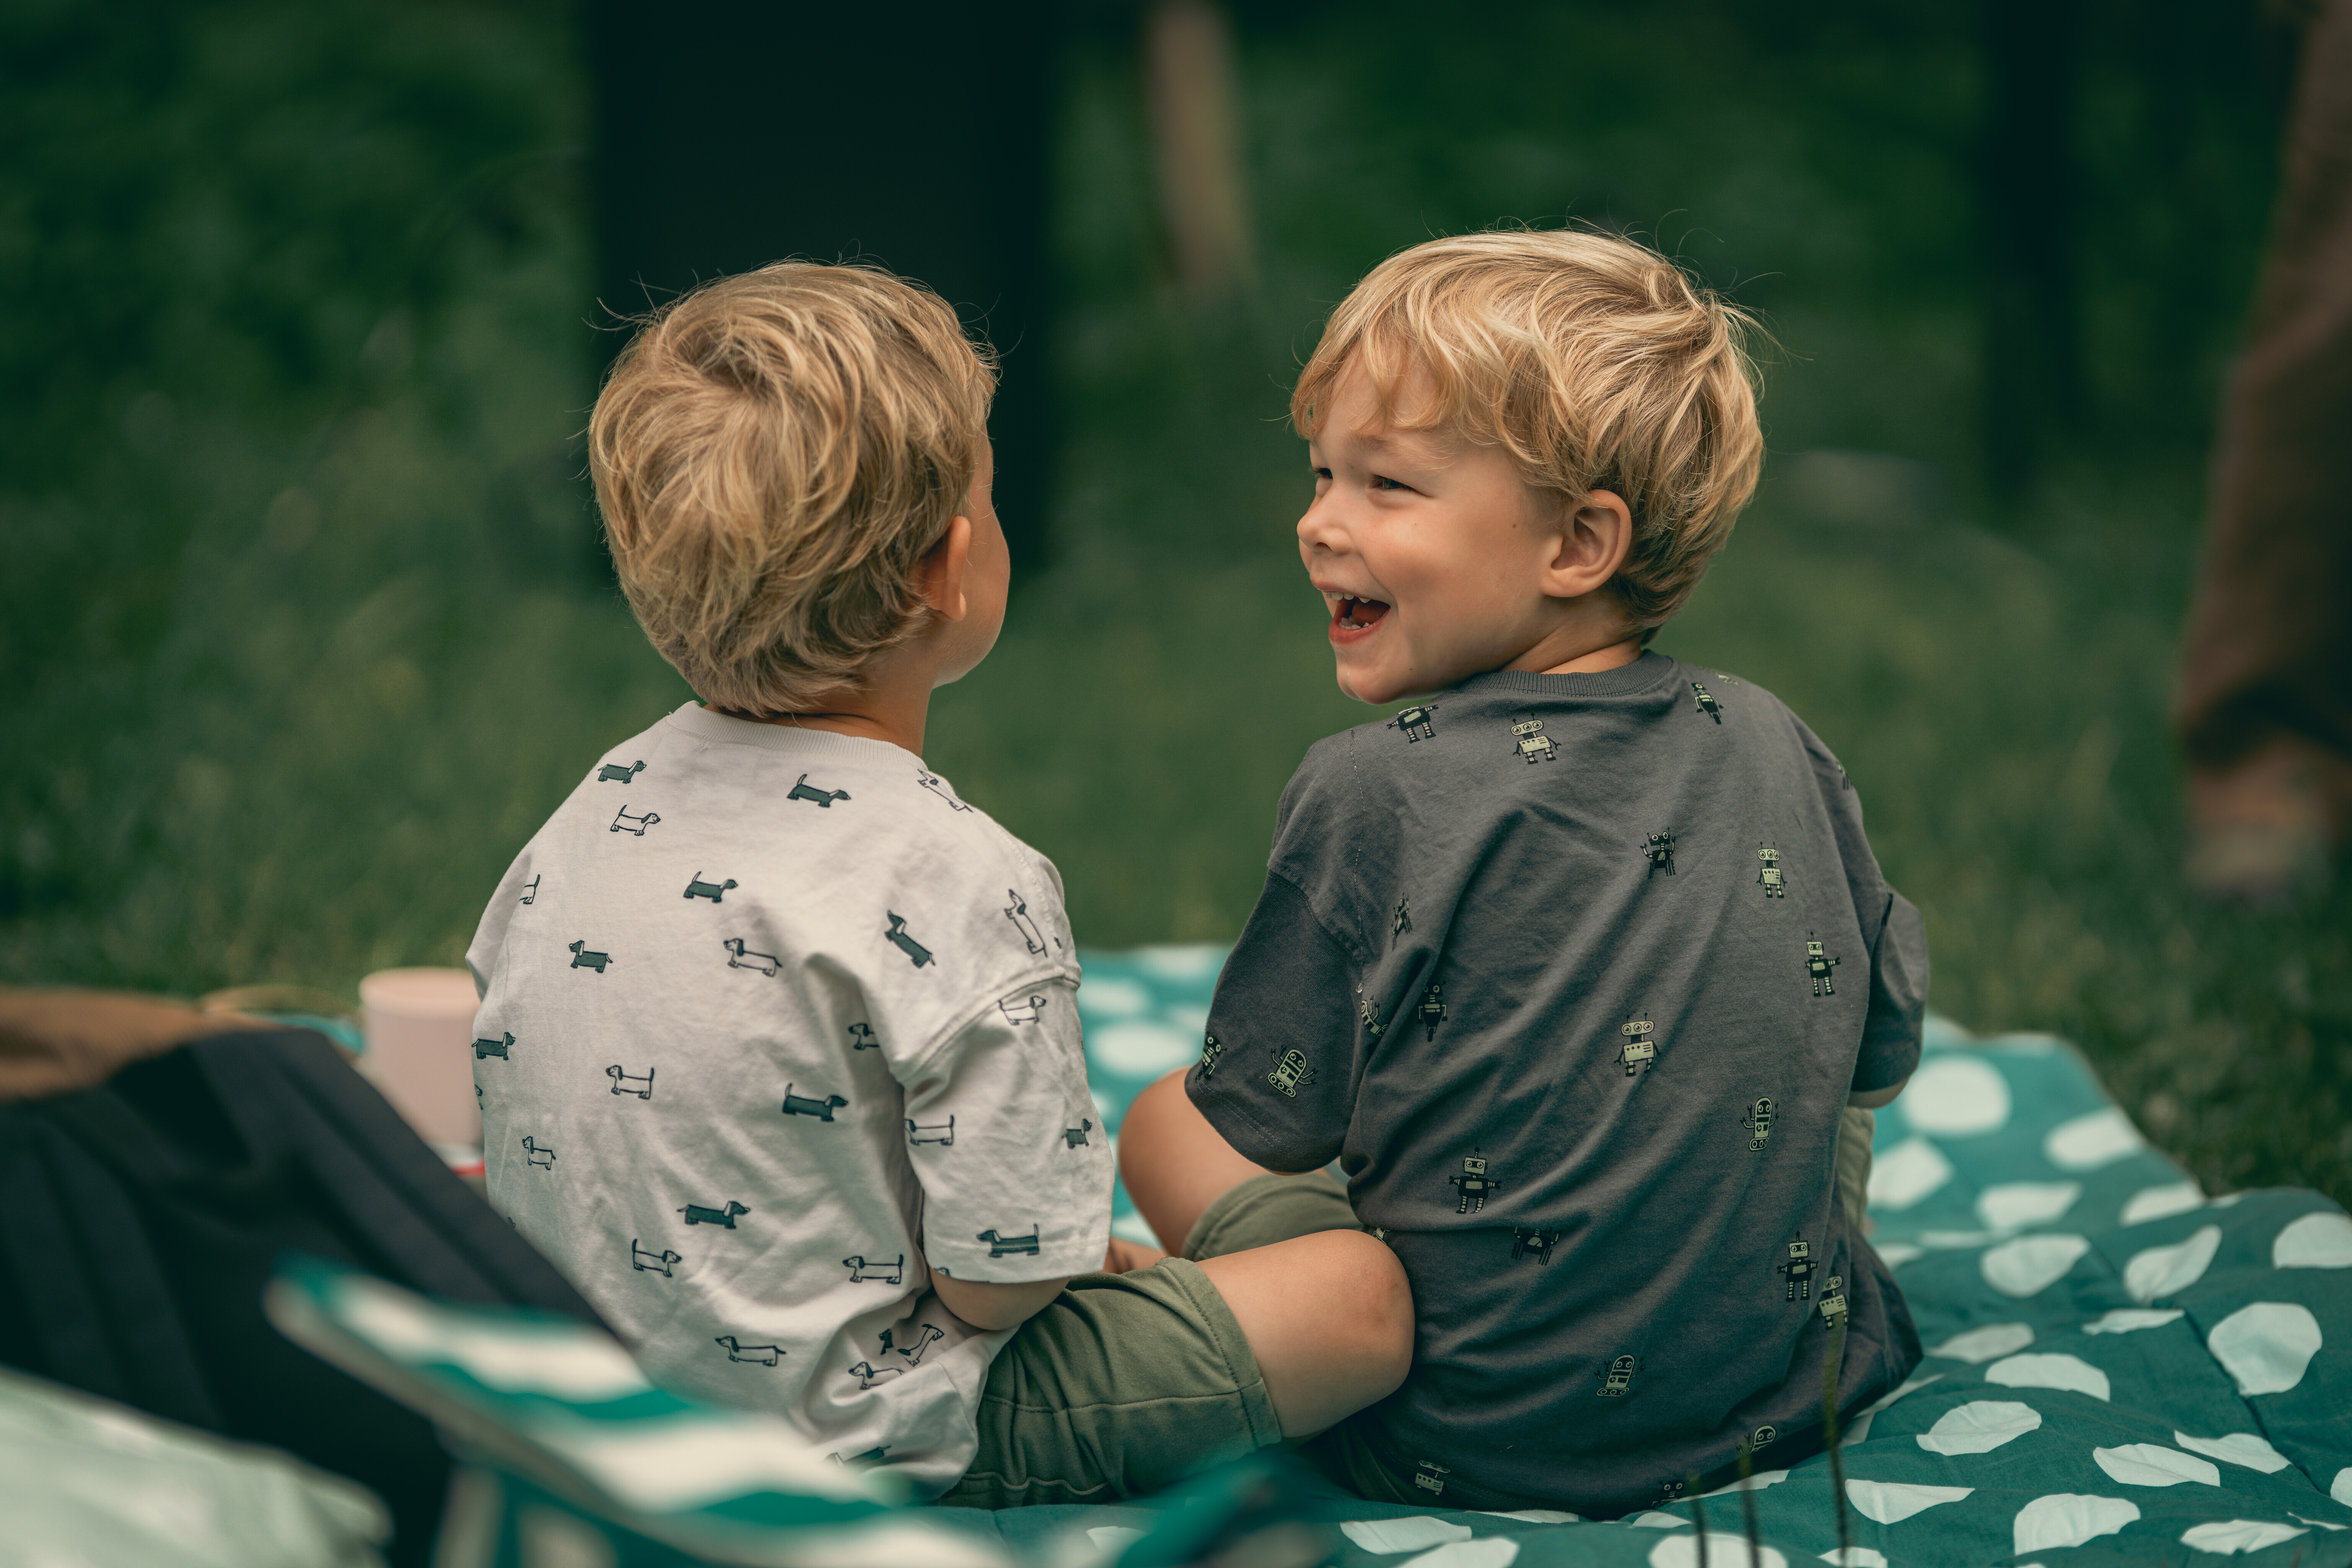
[1334,663,1413,707]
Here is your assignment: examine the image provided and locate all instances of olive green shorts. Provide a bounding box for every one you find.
[936,1171,1356,1509]
[939,1114,1876,1509]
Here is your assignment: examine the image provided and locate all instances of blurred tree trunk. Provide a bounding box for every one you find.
[1148,0,1257,301]
[1978,0,2085,505]
[585,1,1059,573]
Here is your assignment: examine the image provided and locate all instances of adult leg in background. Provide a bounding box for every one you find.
[2176,0,2352,901]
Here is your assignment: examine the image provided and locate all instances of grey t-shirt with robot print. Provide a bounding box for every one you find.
[1187,652,1928,1518]
[469,702,1112,1499]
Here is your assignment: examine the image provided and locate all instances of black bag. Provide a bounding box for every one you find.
[0,1027,603,1565]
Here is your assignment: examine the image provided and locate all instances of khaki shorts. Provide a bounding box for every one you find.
[939,1110,1876,1508]
[937,1172,1354,1508]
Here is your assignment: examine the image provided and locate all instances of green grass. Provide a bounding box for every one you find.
[2,1,2342,1210]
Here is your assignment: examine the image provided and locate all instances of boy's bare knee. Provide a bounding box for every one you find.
[1115,1070,1191,1170]
[1303,1229,1414,1390]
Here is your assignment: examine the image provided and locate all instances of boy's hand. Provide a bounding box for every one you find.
[1102,1236,1167,1274]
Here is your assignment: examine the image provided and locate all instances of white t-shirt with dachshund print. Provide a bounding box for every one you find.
[467,702,1111,1498]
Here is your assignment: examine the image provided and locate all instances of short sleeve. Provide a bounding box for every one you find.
[1854,889,1929,1092]
[1801,725,1930,1094]
[1187,871,1359,1173]
[898,977,1112,1282]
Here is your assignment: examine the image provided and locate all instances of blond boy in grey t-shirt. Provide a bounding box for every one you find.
[470,263,1408,1504]
[1121,230,1926,1518]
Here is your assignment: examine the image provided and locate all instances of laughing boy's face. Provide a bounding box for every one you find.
[1298,361,1576,706]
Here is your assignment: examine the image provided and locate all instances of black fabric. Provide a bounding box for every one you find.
[1187,653,1926,1517]
[0,1028,605,1565]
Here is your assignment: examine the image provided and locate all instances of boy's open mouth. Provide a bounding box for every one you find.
[1333,595,1390,631]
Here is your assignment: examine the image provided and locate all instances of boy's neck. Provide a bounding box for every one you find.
[723,635,948,758]
[1524,633,1646,678]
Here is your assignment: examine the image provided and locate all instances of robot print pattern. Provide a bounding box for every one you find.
[1510,717,1558,763]
[1779,1238,1815,1300]
[1756,843,1786,898]
[1511,1227,1562,1264]
[1691,682,1723,722]
[1199,1032,1224,1078]
[1743,1096,1775,1150]
[1644,830,1676,875]
[1266,1048,1316,1098]
[1416,982,1447,1040]
[1392,895,1411,938]
[1619,1014,1658,1075]
[1414,1462,1452,1498]
[1357,995,1384,1037]
[1598,1354,1637,1397]
[1449,1155,1501,1213]
[1805,936,1841,996]
[1388,704,1438,742]
[1819,1276,1850,1326]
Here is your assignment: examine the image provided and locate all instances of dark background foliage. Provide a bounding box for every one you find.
[2,0,2344,1205]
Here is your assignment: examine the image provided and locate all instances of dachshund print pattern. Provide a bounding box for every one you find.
[467,702,1110,1499]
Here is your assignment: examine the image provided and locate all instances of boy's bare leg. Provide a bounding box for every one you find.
[1197,1230,1413,1436]
[1120,1067,1279,1250]
[1121,1068,1411,1435]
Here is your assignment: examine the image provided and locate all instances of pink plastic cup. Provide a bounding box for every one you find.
[359,967,483,1149]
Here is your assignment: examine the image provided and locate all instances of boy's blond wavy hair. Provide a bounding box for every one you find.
[1292,229,1764,639]
[589,262,995,715]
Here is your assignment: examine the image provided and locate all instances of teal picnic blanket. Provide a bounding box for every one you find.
[260,944,2351,1568]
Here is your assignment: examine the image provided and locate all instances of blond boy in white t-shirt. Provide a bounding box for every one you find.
[469,263,1409,1505]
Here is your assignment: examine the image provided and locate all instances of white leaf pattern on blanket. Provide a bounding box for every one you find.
[1845,1480,1972,1524]
[1917,1400,2041,1454]
[2093,1443,2220,1486]
[2208,1301,2323,1395]
[2013,1494,2139,1553]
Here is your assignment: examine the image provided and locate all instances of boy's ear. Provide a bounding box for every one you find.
[916,514,975,623]
[1542,488,1634,601]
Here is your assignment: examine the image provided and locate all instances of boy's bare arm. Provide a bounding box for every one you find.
[932,1274,1072,1331]
[1848,1075,1908,1110]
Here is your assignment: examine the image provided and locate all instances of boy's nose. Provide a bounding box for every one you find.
[1296,492,1348,554]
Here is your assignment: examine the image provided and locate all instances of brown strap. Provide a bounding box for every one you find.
[0,987,271,1104]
